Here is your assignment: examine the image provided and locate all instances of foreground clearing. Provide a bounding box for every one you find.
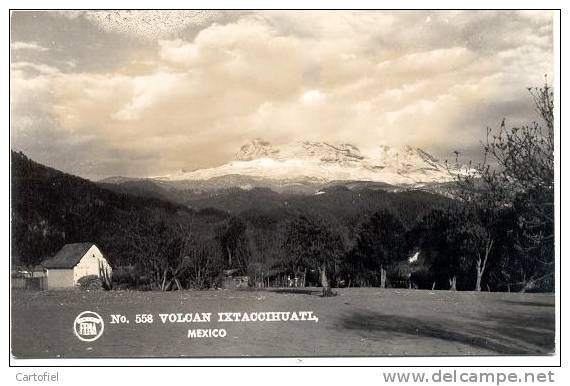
[11,288,555,358]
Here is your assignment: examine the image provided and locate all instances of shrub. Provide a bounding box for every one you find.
[78,275,104,291]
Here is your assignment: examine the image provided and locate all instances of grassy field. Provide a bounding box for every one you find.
[11,288,555,358]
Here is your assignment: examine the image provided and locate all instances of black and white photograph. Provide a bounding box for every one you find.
[8,8,558,364]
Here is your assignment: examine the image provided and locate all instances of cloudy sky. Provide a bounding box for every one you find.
[10,10,553,180]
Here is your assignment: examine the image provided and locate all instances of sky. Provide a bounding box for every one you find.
[10,10,553,180]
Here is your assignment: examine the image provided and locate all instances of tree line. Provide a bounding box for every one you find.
[11,84,554,294]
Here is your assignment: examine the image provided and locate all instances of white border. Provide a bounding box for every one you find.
[1,0,565,381]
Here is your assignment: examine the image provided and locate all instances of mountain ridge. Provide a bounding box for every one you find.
[140,139,461,192]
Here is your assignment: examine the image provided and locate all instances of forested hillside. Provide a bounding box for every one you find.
[10,151,226,270]
[11,137,553,293]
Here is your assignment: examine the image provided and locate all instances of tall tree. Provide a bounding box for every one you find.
[351,210,407,288]
[217,216,249,270]
[283,215,344,296]
[451,81,554,292]
[120,209,191,291]
[410,209,462,290]
[454,209,498,291]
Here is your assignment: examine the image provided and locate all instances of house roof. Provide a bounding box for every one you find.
[41,243,96,269]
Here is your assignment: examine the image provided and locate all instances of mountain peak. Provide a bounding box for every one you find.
[234,138,364,164]
[284,141,364,163]
[235,138,280,161]
[153,139,456,188]
[373,144,442,168]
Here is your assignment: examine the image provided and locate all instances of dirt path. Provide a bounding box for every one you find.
[11,288,555,358]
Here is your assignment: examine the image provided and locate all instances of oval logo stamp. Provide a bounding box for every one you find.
[73,311,104,342]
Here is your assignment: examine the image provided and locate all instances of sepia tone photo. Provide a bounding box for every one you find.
[10,10,556,359]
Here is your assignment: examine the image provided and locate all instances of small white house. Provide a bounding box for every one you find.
[41,243,112,289]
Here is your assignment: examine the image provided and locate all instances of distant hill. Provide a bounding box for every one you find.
[100,172,455,230]
[10,151,225,267]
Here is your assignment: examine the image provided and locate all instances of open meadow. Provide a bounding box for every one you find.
[11,288,555,358]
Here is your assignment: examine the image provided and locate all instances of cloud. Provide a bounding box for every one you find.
[11,62,61,76]
[11,41,49,51]
[58,10,226,40]
[300,90,326,105]
[113,72,190,121]
[159,39,200,64]
[377,47,475,75]
[10,10,554,179]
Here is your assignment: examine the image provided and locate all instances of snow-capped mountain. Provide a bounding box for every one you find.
[148,138,459,192]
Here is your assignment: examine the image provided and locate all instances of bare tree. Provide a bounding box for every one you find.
[185,238,220,289]
[121,210,192,291]
[450,80,554,292]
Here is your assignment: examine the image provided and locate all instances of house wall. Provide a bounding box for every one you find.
[47,269,74,288]
[12,277,25,289]
[73,245,112,285]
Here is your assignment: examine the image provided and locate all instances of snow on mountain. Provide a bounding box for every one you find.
[152,138,458,188]
[235,138,364,164]
[235,138,280,161]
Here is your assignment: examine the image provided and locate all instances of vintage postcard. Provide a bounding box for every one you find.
[9,9,556,360]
